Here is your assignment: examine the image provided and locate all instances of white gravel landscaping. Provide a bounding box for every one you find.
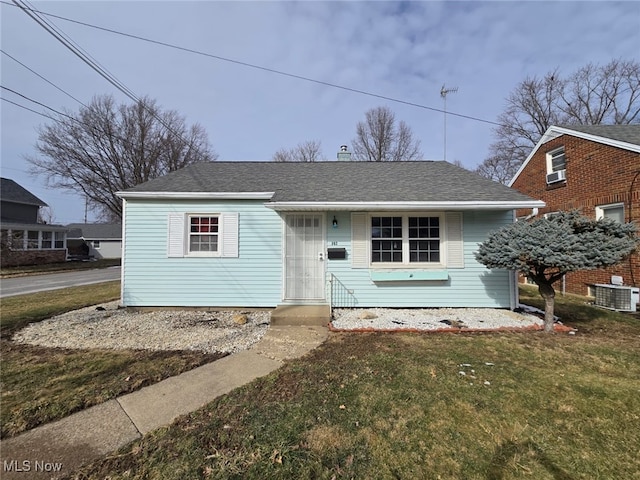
[13,303,553,354]
[13,301,271,354]
[331,307,545,331]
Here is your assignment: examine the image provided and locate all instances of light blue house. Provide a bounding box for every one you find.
[117,154,543,318]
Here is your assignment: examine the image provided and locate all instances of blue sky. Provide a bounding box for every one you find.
[2,1,639,224]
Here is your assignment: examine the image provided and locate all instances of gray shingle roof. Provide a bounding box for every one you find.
[559,124,640,146]
[66,223,122,240]
[0,178,47,206]
[122,161,538,204]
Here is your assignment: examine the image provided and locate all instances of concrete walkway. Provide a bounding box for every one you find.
[1,325,328,480]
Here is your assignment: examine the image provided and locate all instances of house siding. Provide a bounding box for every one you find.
[512,134,640,295]
[326,210,514,308]
[121,199,282,307]
[0,202,40,223]
[89,240,122,259]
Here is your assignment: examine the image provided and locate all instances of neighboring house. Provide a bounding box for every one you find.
[0,178,67,267]
[117,155,543,314]
[510,125,640,296]
[67,223,123,259]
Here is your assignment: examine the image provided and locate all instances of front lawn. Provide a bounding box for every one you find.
[0,283,224,439]
[69,288,640,479]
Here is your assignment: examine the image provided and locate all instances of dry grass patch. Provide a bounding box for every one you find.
[71,311,640,479]
[0,282,224,438]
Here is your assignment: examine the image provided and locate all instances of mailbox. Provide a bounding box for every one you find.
[327,248,347,260]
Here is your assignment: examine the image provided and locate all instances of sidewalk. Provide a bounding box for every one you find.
[1,325,328,480]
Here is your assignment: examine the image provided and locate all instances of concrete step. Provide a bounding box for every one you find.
[271,304,331,326]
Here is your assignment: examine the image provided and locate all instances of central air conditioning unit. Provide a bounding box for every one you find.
[546,169,566,184]
[594,284,639,312]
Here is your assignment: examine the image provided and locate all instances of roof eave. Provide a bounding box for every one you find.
[265,201,546,211]
[116,191,275,200]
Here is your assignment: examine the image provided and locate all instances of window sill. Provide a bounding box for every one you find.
[184,252,221,258]
[370,270,449,282]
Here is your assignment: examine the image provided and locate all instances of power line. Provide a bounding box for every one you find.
[1,96,53,119]
[11,0,139,103]
[3,0,501,127]
[11,0,196,147]
[1,86,73,120]
[1,49,87,106]
[2,86,146,154]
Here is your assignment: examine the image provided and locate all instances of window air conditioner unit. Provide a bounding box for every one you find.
[594,284,639,312]
[546,169,566,184]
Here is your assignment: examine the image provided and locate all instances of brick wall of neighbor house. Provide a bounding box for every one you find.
[512,135,640,296]
[1,249,67,267]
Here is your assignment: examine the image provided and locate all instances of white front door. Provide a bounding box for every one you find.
[284,214,325,301]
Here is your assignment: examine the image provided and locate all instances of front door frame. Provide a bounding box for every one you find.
[282,212,326,303]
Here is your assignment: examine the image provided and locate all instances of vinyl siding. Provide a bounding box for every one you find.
[122,199,282,307]
[326,210,514,308]
[89,240,122,259]
[123,202,514,308]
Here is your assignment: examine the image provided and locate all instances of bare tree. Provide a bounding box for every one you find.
[272,140,323,162]
[28,95,216,220]
[37,206,55,224]
[352,106,422,161]
[476,59,640,183]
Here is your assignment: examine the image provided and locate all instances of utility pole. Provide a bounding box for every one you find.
[440,84,458,161]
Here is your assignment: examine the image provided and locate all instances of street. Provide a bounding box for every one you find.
[0,267,121,298]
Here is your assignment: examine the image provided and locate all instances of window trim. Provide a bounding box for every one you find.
[186,214,222,257]
[368,212,445,268]
[546,147,566,174]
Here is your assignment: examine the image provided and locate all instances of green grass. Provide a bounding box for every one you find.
[69,288,640,480]
[0,258,120,278]
[0,283,224,439]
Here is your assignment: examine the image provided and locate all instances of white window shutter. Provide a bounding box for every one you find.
[351,213,368,268]
[445,212,464,268]
[167,213,185,257]
[221,212,239,258]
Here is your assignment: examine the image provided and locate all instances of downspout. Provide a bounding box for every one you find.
[629,170,639,287]
[523,207,539,221]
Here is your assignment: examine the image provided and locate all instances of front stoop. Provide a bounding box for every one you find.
[271,304,331,326]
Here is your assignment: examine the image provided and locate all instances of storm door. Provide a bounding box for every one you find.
[284,214,325,301]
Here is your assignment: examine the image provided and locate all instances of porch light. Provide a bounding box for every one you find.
[332,216,338,228]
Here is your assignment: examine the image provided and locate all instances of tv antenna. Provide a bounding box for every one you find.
[440,84,458,161]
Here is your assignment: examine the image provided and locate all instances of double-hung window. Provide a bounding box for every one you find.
[371,215,441,265]
[548,148,566,172]
[54,232,65,249]
[188,215,219,253]
[409,216,440,263]
[42,231,53,249]
[168,212,239,258]
[371,216,403,262]
[27,231,39,249]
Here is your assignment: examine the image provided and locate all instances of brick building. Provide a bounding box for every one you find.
[509,125,640,296]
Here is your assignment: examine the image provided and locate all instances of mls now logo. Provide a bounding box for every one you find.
[3,459,63,473]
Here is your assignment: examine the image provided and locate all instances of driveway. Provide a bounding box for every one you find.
[0,267,121,298]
